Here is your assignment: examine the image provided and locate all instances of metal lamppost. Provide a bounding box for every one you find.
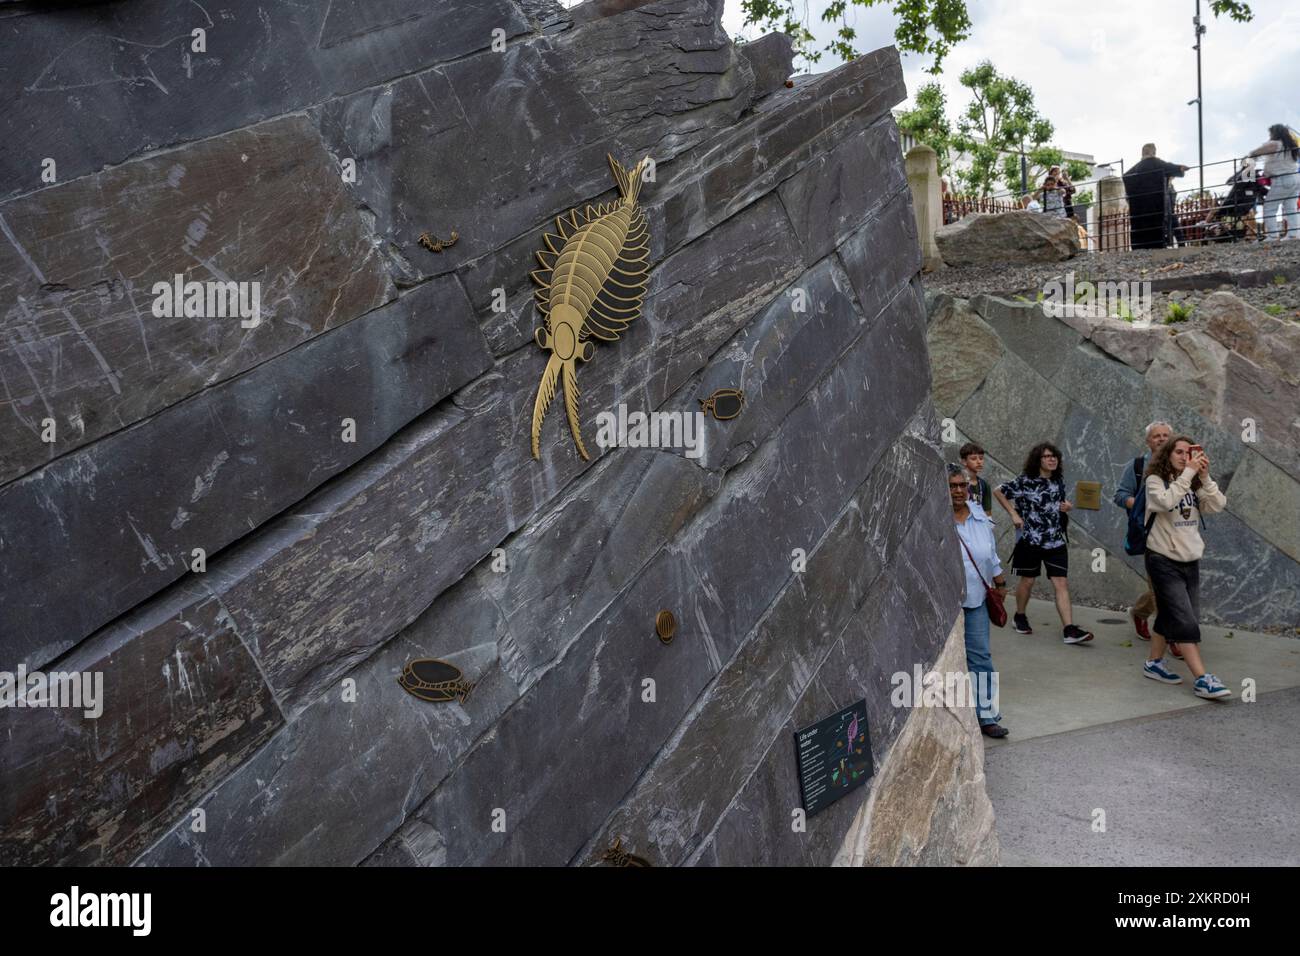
[1191,0,1207,198]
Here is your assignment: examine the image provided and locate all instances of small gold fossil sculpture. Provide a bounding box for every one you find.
[397,659,474,704]
[655,610,676,645]
[601,837,652,867]
[529,154,652,460]
[699,388,745,421]
[418,230,459,253]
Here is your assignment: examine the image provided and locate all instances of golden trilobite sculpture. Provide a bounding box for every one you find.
[530,154,652,460]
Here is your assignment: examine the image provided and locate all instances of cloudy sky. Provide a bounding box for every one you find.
[720,0,1300,192]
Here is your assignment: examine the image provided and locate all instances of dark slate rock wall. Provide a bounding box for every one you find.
[0,0,961,866]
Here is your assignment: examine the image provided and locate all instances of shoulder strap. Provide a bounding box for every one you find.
[957,531,991,590]
[1133,456,1144,483]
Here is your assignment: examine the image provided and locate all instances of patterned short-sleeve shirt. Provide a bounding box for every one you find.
[998,475,1067,547]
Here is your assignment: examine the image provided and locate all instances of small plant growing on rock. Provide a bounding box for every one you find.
[1165,301,1194,324]
[1264,303,1285,317]
[1114,301,1135,322]
[1274,275,1288,286]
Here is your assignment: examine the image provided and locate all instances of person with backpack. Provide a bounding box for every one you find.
[950,464,1009,738]
[1140,436,1232,698]
[992,442,1094,645]
[1114,421,1181,659]
[959,442,993,516]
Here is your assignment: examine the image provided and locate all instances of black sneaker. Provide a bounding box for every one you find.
[1063,624,1094,644]
[980,723,1010,738]
[1013,613,1032,634]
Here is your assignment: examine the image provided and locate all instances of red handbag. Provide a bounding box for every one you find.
[959,535,1008,627]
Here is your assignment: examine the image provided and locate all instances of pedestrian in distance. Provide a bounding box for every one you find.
[1114,420,1182,659]
[1040,176,1068,219]
[959,442,993,516]
[1139,437,1232,699]
[1049,164,1076,220]
[949,464,1009,738]
[1122,144,1189,249]
[1250,123,1300,240]
[993,442,1094,645]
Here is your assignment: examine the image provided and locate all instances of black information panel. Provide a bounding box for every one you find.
[793,698,873,817]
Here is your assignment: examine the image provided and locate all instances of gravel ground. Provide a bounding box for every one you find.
[1154,281,1300,323]
[925,237,1300,306]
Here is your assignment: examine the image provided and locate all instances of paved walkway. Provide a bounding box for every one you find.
[981,599,1300,866]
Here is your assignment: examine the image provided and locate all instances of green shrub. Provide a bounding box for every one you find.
[1164,301,1194,324]
[1263,303,1285,317]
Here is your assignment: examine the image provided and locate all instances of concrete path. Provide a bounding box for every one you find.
[981,599,1300,865]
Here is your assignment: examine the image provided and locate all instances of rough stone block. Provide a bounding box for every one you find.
[573,427,953,866]
[0,0,531,199]
[737,32,795,102]
[838,188,923,321]
[1225,450,1300,563]
[936,211,1079,266]
[956,351,1069,468]
[0,584,283,866]
[1144,330,1228,422]
[1219,351,1300,476]
[927,296,1003,418]
[0,114,393,488]
[778,119,908,263]
[970,294,1083,379]
[315,0,753,281]
[137,622,521,866]
[0,278,490,671]
[1197,510,1300,630]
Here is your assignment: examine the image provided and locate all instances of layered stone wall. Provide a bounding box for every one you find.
[929,290,1300,630]
[1,0,990,866]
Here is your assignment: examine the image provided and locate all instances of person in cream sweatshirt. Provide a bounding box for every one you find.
[1140,436,1232,699]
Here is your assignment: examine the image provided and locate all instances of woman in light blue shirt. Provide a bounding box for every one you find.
[949,463,1009,738]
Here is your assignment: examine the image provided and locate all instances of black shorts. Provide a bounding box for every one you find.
[1010,539,1068,578]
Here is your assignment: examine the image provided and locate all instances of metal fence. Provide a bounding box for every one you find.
[942,194,1018,224]
[1096,196,1219,252]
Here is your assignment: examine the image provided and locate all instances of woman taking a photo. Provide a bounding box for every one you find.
[950,464,1009,738]
[1140,437,1232,698]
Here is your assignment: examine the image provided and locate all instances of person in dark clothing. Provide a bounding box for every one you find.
[1123,144,1189,249]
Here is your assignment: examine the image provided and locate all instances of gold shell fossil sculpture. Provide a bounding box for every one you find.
[529,154,652,460]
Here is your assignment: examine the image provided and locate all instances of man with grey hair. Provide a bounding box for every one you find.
[1114,421,1180,657]
[1123,145,1190,249]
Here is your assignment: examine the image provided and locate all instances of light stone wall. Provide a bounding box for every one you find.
[928,291,1300,630]
[835,616,1000,867]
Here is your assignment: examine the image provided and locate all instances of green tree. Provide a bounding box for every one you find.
[947,61,1036,196]
[1001,149,1093,197]
[739,1,1252,73]
[896,82,953,172]
[738,0,972,73]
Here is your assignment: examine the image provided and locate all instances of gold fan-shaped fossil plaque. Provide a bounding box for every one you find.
[529,154,653,461]
[655,609,676,644]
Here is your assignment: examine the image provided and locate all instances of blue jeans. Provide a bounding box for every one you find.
[963,603,1001,726]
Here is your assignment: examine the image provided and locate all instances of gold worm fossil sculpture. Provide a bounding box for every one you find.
[529,154,652,460]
